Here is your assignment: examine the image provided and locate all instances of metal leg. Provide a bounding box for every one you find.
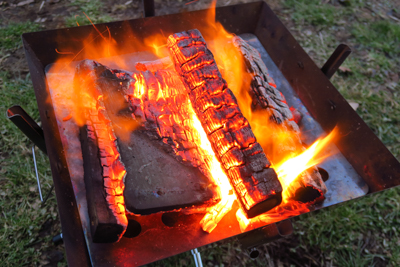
[52,233,64,245]
[33,145,61,245]
[32,146,43,202]
[142,0,155,17]
[191,248,203,267]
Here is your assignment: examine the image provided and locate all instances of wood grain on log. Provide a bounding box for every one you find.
[232,36,327,204]
[167,29,283,218]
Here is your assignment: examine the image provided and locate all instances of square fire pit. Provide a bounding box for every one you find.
[20,1,400,266]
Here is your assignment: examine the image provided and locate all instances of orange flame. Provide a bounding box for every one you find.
[191,108,236,232]
[275,128,338,202]
[47,4,339,234]
[200,1,253,120]
[236,128,337,231]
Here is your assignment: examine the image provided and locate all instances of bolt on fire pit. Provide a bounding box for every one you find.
[17,1,400,266]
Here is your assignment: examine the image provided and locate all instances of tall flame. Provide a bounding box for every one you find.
[275,128,337,202]
[236,128,337,231]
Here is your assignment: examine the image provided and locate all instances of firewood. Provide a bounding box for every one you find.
[232,36,327,204]
[75,60,128,243]
[77,60,219,218]
[135,68,224,183]
[167,29,283,218]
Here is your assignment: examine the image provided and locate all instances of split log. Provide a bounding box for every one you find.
[77,60,219,219]
[75,60,128,243]
[127,68,224,185]
[167,29,283,218]
[232,36,327,204]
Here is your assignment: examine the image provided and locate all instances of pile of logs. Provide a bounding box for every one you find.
[75,29,328,243]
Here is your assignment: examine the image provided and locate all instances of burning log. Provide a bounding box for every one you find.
[129,68,224,187]
[76,60,220,219]
[167,29,283,218]
[232,36,327,204]
[75,60,128,243]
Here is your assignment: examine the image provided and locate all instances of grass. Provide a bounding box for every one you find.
[0,22,42,50]
[0,71,62,265]
[64,0,113,27]
[352,20,400,56]
[283,0,340,27]
[1,0,400,266]
[295,188,400,265]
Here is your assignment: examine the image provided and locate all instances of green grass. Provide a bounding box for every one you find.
[295,187,400,266]
[0,22,41,50]
[0,72,61,265]
[283,0,348,27]
[352,20,400,56]
[65,0,113,27]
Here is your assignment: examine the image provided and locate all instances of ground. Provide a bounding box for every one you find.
[0,0,399,266]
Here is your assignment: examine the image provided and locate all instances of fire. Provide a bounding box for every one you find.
[47,0,339,236]
[236,200,310,232]
[275,128,338,202]
[200,1,253,120]
[236,129,337,231]
[191,111,236,232]
[191,112,231,197]
[191,1,336,231]
[144,32,169,58]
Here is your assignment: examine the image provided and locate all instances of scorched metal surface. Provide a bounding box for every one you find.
[21,1,400,266]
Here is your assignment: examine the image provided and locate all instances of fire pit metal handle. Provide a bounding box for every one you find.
[321,44,351,79]
[6,105,47,154]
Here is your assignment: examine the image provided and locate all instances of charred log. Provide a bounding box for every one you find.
[232,36,327,204]
[79,125,126,243]
[75,60,128,243]
[167,29,283,218]
[76,60,219,217]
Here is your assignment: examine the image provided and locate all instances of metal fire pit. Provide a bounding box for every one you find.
[20,1,400,266]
